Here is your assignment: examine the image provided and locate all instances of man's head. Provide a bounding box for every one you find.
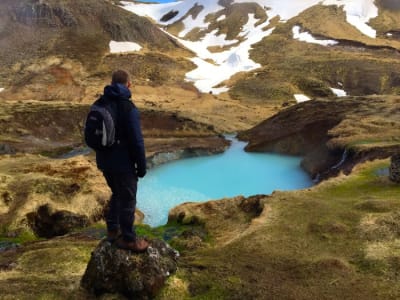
[112,70,131,88]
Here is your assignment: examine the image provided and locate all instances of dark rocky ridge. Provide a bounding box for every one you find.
[13,1,78,27]
[26,204,89,238]
[0,101,227,156]
[389,154,400,183]
[238,96,400,180]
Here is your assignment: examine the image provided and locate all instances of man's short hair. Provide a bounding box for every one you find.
[112,70,130,85]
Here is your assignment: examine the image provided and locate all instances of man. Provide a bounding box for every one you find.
[96,70,149,252]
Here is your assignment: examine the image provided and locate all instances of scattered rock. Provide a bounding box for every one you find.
[389,154,400,183]
[14,2,78,27]
[81,239,179,299]
[0,144,16,155]
[26,204,89,238]
[0,241,20,253]
[238,195,264,217]
[170,228,208,251]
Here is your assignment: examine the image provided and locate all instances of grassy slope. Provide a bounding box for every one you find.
[1,160,399,299]
[229,5,400,104]
[0,154,108,234]
[293,4,400,49]
[239,96,400,153]
[161,160,400,299]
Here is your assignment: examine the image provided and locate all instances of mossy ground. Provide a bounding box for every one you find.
[1,159,398,299]
[0,221,204,299]
[159,159,400,299]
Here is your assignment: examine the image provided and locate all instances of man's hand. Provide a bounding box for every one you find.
[137,169,146,178]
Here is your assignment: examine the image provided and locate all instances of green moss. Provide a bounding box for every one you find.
[0,229,38,244]
[1,157,400,299]
[157,274,190,300]
[0,236,97,299]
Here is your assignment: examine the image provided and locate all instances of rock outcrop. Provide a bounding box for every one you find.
[81,239,179,299]
[168,195,266,245]
[238,96,400,180]
[26,204,88,238]
[14,2,78,27]
[389,154,400,183]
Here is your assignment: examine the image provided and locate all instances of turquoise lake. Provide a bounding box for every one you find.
[137,137,313,226]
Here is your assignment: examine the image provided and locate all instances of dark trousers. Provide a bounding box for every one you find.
[103,171,137,242]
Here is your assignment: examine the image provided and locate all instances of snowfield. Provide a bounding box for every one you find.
[292,26,338,46]
[330,88,348,97]
[163,14,274,93]
[294,94,311,103]
[121,0,379,93]
[109,41,142,53]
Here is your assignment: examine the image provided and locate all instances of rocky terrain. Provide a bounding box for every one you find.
[0,98,229,239]
[1,159,399,299]
[238,95,400,179]
[0,0,191,102]
[1,0,400,299]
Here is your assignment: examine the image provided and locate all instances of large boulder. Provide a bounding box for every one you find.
[389,154,400,183]
[26,204,89,238]
[81,239,179,299]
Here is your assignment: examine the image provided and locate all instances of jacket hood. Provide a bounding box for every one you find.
[103,83,131,100]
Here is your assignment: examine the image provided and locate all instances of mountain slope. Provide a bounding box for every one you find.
[0,0,193,101]
[122,0,400,101]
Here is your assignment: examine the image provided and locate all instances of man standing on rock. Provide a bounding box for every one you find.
[96,70,149,252]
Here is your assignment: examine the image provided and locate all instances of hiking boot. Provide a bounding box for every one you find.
[106,230,119,242]
[116,237,149,252]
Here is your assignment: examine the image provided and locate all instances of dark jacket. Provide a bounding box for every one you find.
[95,83,146,176]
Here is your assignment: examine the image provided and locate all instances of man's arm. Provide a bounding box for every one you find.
[125,106,147,177]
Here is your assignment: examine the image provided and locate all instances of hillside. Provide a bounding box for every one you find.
[121,0,400,104]
[238,95,400,179]
[0,0,193,102]
[1,159,400,299]
[1,1,400,299]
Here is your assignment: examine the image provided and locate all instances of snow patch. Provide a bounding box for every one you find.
[109,41,142,53]
[121,0,380,93]
[121,0,224,27]
[199,30,238,48]
[174,14,273,93]
[324,0,378,38]
[122,0,379,39]
[294,94,311,103]
[330,88,347,97]
[236,0,378,38]
[0,88,4,93]
[179,3,219,38]
[292,26,338,46]
[216,15,226,22]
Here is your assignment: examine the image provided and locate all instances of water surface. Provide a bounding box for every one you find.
[138,137,313,226]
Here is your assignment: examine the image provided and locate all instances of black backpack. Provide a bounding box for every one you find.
[84,97,118,151]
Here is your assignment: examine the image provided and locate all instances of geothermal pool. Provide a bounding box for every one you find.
[137,137,313,226]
